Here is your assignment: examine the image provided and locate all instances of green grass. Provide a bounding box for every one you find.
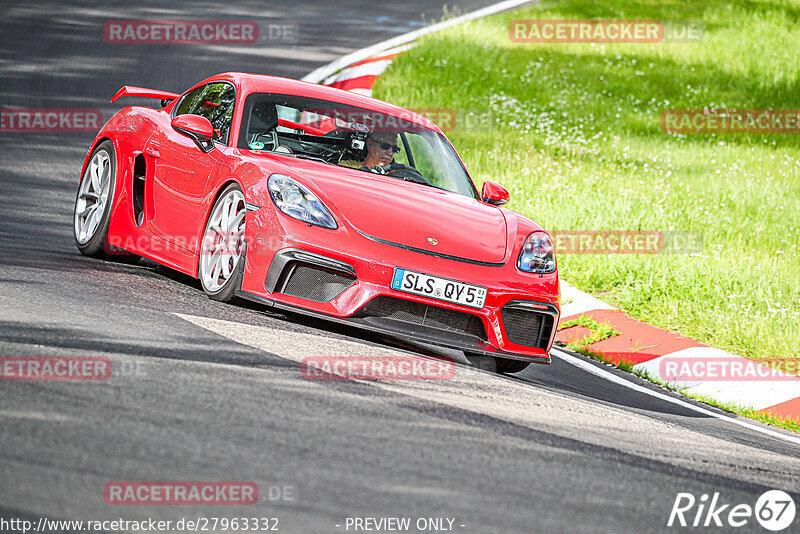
[374,0,800,376]
[557,316,620,350]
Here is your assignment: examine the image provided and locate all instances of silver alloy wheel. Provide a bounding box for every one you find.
[74,149,112,245]
[200,189,246,293]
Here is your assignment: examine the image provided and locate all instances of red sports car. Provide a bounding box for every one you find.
[73,72,559,373]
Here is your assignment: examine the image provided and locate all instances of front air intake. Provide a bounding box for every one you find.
[279,263,356,302]
[501,302,557,349]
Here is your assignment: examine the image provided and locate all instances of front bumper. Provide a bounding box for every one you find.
[238,233,560,363]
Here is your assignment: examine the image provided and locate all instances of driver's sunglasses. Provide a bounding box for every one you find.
[369,138,401,153]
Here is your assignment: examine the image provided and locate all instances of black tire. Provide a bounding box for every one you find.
[464,352,531,374]
[198,183,246,303]
[73,140,140,263]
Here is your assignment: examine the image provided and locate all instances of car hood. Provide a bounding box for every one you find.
[295,165,508,264]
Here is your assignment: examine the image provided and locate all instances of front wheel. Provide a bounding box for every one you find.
[198,183,247,302]
[464,352,531,374]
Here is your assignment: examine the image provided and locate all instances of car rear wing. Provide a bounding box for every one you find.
[110,86,181,106]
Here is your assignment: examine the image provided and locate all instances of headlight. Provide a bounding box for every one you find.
[517,232,556,273]
[268,174,337,229]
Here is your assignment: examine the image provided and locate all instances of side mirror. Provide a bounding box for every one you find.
[171,114,215,152]
[481,181,510,206]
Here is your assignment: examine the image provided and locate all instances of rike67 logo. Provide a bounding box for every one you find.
[668,490,796,530]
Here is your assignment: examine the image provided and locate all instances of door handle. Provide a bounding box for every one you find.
[145,148,160,159]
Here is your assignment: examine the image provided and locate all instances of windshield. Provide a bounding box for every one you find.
[237,93,478,198]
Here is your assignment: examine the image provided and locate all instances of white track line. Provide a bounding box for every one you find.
[552,348,800,447]
[302,0,538,84]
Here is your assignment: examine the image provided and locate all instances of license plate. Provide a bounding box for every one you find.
[390,268,486,309]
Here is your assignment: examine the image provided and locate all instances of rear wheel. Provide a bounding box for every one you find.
[464,352,531,374]
[198,183,246,302]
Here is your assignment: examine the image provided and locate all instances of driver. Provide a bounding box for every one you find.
[340,132,401,170]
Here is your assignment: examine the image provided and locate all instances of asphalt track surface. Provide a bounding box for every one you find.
[1,2,799,533]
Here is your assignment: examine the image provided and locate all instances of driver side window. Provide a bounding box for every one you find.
[174,82,236,144]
